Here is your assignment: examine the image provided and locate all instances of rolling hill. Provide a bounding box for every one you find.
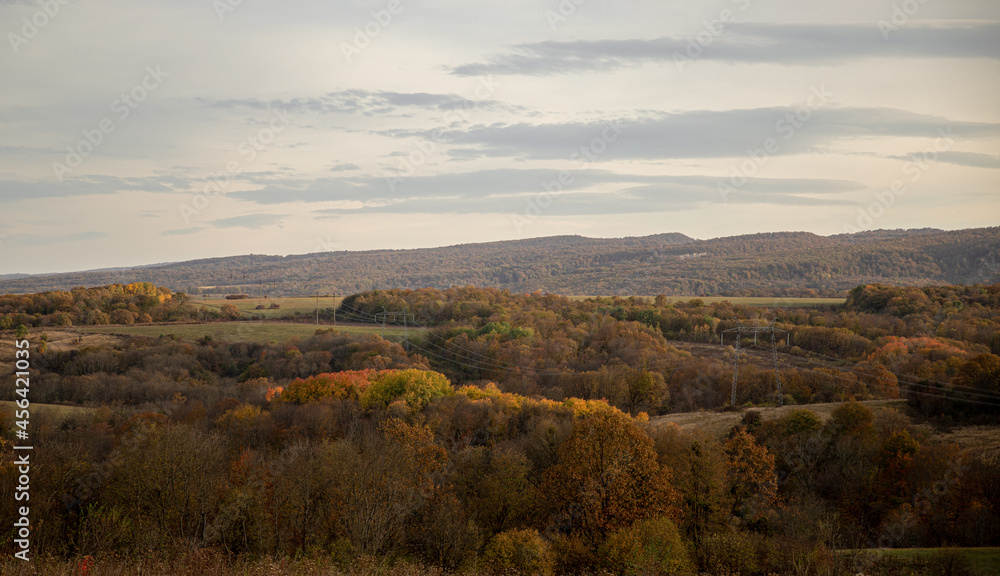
[1,227,997,297]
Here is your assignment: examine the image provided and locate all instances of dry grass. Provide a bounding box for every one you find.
[67,321,417,344]
[195,296,346,319]
[848,547,1000,575]
[0,401,94,422]
[651,399,908,438]
[652,400,1000,459]
[934,426,1000,457]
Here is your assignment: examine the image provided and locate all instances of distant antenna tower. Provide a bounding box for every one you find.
[722,318,787,406]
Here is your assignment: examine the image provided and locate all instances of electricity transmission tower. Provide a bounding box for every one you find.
[722,318,787,406]
[374,310,416,350]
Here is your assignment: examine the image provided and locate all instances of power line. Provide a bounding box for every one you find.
[335,301,1000,409]
[723,318,787,406]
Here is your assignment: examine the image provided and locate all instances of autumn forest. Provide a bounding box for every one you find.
[1,280,999,575]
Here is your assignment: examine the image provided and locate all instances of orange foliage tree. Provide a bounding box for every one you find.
[544,407,677,548]
[724,427,778,523]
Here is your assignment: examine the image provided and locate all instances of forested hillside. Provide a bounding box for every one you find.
[2,282,1000,574]
[3,281,1000,574]
[1,227,997,297]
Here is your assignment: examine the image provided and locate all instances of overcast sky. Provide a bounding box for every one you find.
[1,0,998,274]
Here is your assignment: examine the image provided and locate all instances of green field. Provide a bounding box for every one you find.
[570,295,846,307]
[0,400,94,422]
[847,547,1000,574]
[73,321,417,343]
[193,296,344,319]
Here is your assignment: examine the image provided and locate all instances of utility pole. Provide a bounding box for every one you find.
[772,329,783,401]
[731,326,741,405]
[375,309,415,349]
[723,318,786,406]
[315,293,319,325]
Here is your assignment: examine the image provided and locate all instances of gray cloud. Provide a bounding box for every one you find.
[210,213,286,229]
[314,187,858,217]
[888,150,1000,169]
[453,22,1000,76]
[329,162,360,172]
[199,89,526,117]
[0,175,179,203]
[161,227,204,236]
[428,108,999,161]
[229,168,863,216]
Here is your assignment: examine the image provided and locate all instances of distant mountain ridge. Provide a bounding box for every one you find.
[1,228,997,297]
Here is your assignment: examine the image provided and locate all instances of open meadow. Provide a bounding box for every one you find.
[70,321,416,343]
[192,296,344,319]
[651,399,909,438]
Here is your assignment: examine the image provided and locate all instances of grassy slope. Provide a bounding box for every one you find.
[193,296,344,319]
[652,400,1000,455]
[0,400,93,420]
[72,321,416,343]
[850,547,1000,574]
[651,400,909,438]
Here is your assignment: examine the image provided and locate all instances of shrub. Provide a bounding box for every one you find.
[482,529,553,576]
[362,369,454,412]
[700,531,760,576]
[549,534,596,575]
[600,516,693,576]
[108,309,135,325]
[277,370,378,404]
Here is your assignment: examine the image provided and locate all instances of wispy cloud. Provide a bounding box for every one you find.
[209,213,286,229]
[453,22,1000,76]
[229,168,863,215]
[0,176,180,203]
[198,89,527,117]
[328,162,361,172]
[161,227,204,236]
[887,150,1000,169]
[427,108,1000,161]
